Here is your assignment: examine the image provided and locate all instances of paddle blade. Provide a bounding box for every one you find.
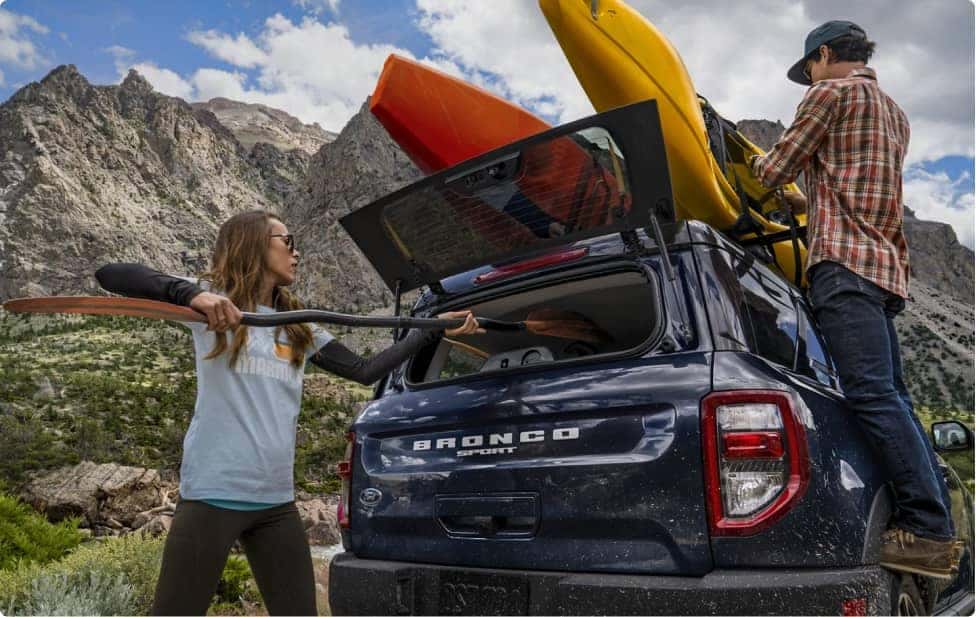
[523,308,612,344]
[2,296,206,323]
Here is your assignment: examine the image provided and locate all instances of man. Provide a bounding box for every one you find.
[749,21,961,579]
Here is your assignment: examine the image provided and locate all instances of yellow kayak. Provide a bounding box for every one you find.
[540,0,807,286]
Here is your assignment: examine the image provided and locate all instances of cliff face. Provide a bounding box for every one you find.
[0,66,300,298]
[191,97,336,155]
[281,99,422,313]
[0,66,413,315]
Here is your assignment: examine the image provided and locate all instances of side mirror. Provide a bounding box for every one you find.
[931,420,972,452]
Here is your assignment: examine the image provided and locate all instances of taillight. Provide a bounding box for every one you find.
[841,598,867,616]
[473,247,588,285]
[336,431,355,529]
[701,390,809,536]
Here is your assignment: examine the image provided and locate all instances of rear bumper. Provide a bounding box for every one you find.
[328,553,892,615]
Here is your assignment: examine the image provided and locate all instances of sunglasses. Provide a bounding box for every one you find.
[803,56,815,81]
[269,233,296,252]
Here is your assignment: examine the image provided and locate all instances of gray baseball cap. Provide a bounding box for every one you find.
[788,20,867,85]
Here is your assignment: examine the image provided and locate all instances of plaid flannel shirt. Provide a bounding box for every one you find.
[751,67,911,298]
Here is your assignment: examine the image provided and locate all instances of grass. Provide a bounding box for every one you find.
[0,310,364,492]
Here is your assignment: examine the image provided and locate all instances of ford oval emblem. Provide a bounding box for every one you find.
[359,488,382,507]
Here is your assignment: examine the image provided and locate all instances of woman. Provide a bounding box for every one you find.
[95,210,481,615]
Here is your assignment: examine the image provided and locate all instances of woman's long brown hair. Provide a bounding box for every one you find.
[197,210,313,369]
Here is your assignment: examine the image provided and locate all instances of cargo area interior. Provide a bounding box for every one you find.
[409,268,660,383]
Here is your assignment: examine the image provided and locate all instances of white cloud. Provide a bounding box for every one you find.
[903,166,975,249]
[129,61,195,100]
[185,30,266,69]
[106,44,135,75]
[294,0,340,15]
[106,44,134,57]
[0,8,49,71]
[113,14,415,132]
[416,0,591,124]
[412,0,973,166]
[190,67,248,99]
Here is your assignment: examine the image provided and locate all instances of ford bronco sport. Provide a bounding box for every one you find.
[327,101,975,616]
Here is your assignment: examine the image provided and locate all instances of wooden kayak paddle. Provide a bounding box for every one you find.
[2,296,611,344]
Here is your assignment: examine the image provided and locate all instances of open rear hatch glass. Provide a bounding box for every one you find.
[341,99,675,292]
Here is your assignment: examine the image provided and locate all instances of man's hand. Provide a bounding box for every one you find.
[748,154,763,175]
[781,191,808,215]
[189,292,243,332]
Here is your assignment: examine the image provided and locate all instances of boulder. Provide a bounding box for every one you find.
[140,514,173,538]
[32,375,57,400]
[102,482,174,526]
[130,511,151,530]
[19,461,165,526]
[296,498,340,545]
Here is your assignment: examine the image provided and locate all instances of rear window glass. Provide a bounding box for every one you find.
[379,127,633,278]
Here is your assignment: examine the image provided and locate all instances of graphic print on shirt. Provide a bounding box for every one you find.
[233,331,301,385]
[274,341,293,361]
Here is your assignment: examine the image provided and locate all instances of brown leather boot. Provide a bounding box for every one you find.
[879,528,962,580]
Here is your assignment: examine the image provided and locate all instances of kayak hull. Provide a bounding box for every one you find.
[540,0,807,284]
[371,55,550,174]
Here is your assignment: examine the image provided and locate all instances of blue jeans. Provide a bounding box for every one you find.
[808,261,954,540]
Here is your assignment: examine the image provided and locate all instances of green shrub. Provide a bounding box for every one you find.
[0,413,77,486]
[18,569,136,616]
[0,534,165,615]
[0,536,263,616]
[0,494,83,571]
[213,555,260,607]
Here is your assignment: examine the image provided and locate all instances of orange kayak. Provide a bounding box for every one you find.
[370,55,629,239]
[371,55,550,174]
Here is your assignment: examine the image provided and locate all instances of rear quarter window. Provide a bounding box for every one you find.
[794,299,836,388]
[698,246,798,367]
[739,270,798,368]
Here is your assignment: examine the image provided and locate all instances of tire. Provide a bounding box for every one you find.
[890,573,925,616]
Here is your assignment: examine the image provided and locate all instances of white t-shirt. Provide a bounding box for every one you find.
[176,278,334,503]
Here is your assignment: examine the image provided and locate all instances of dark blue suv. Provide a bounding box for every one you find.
[328,101,974,616]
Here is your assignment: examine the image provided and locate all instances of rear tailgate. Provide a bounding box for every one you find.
[345,353,713,575]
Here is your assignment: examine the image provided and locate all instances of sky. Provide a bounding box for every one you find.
[0,0,972,248]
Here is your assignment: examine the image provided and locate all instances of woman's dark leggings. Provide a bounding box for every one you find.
[151,500,317,616]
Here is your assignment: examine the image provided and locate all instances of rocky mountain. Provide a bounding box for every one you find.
[0,64,969,408]
[738,118,975,410]
[284,99,421,314]
[0,65,309,299]
[736,119,789,154]
[191,97,336,155]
